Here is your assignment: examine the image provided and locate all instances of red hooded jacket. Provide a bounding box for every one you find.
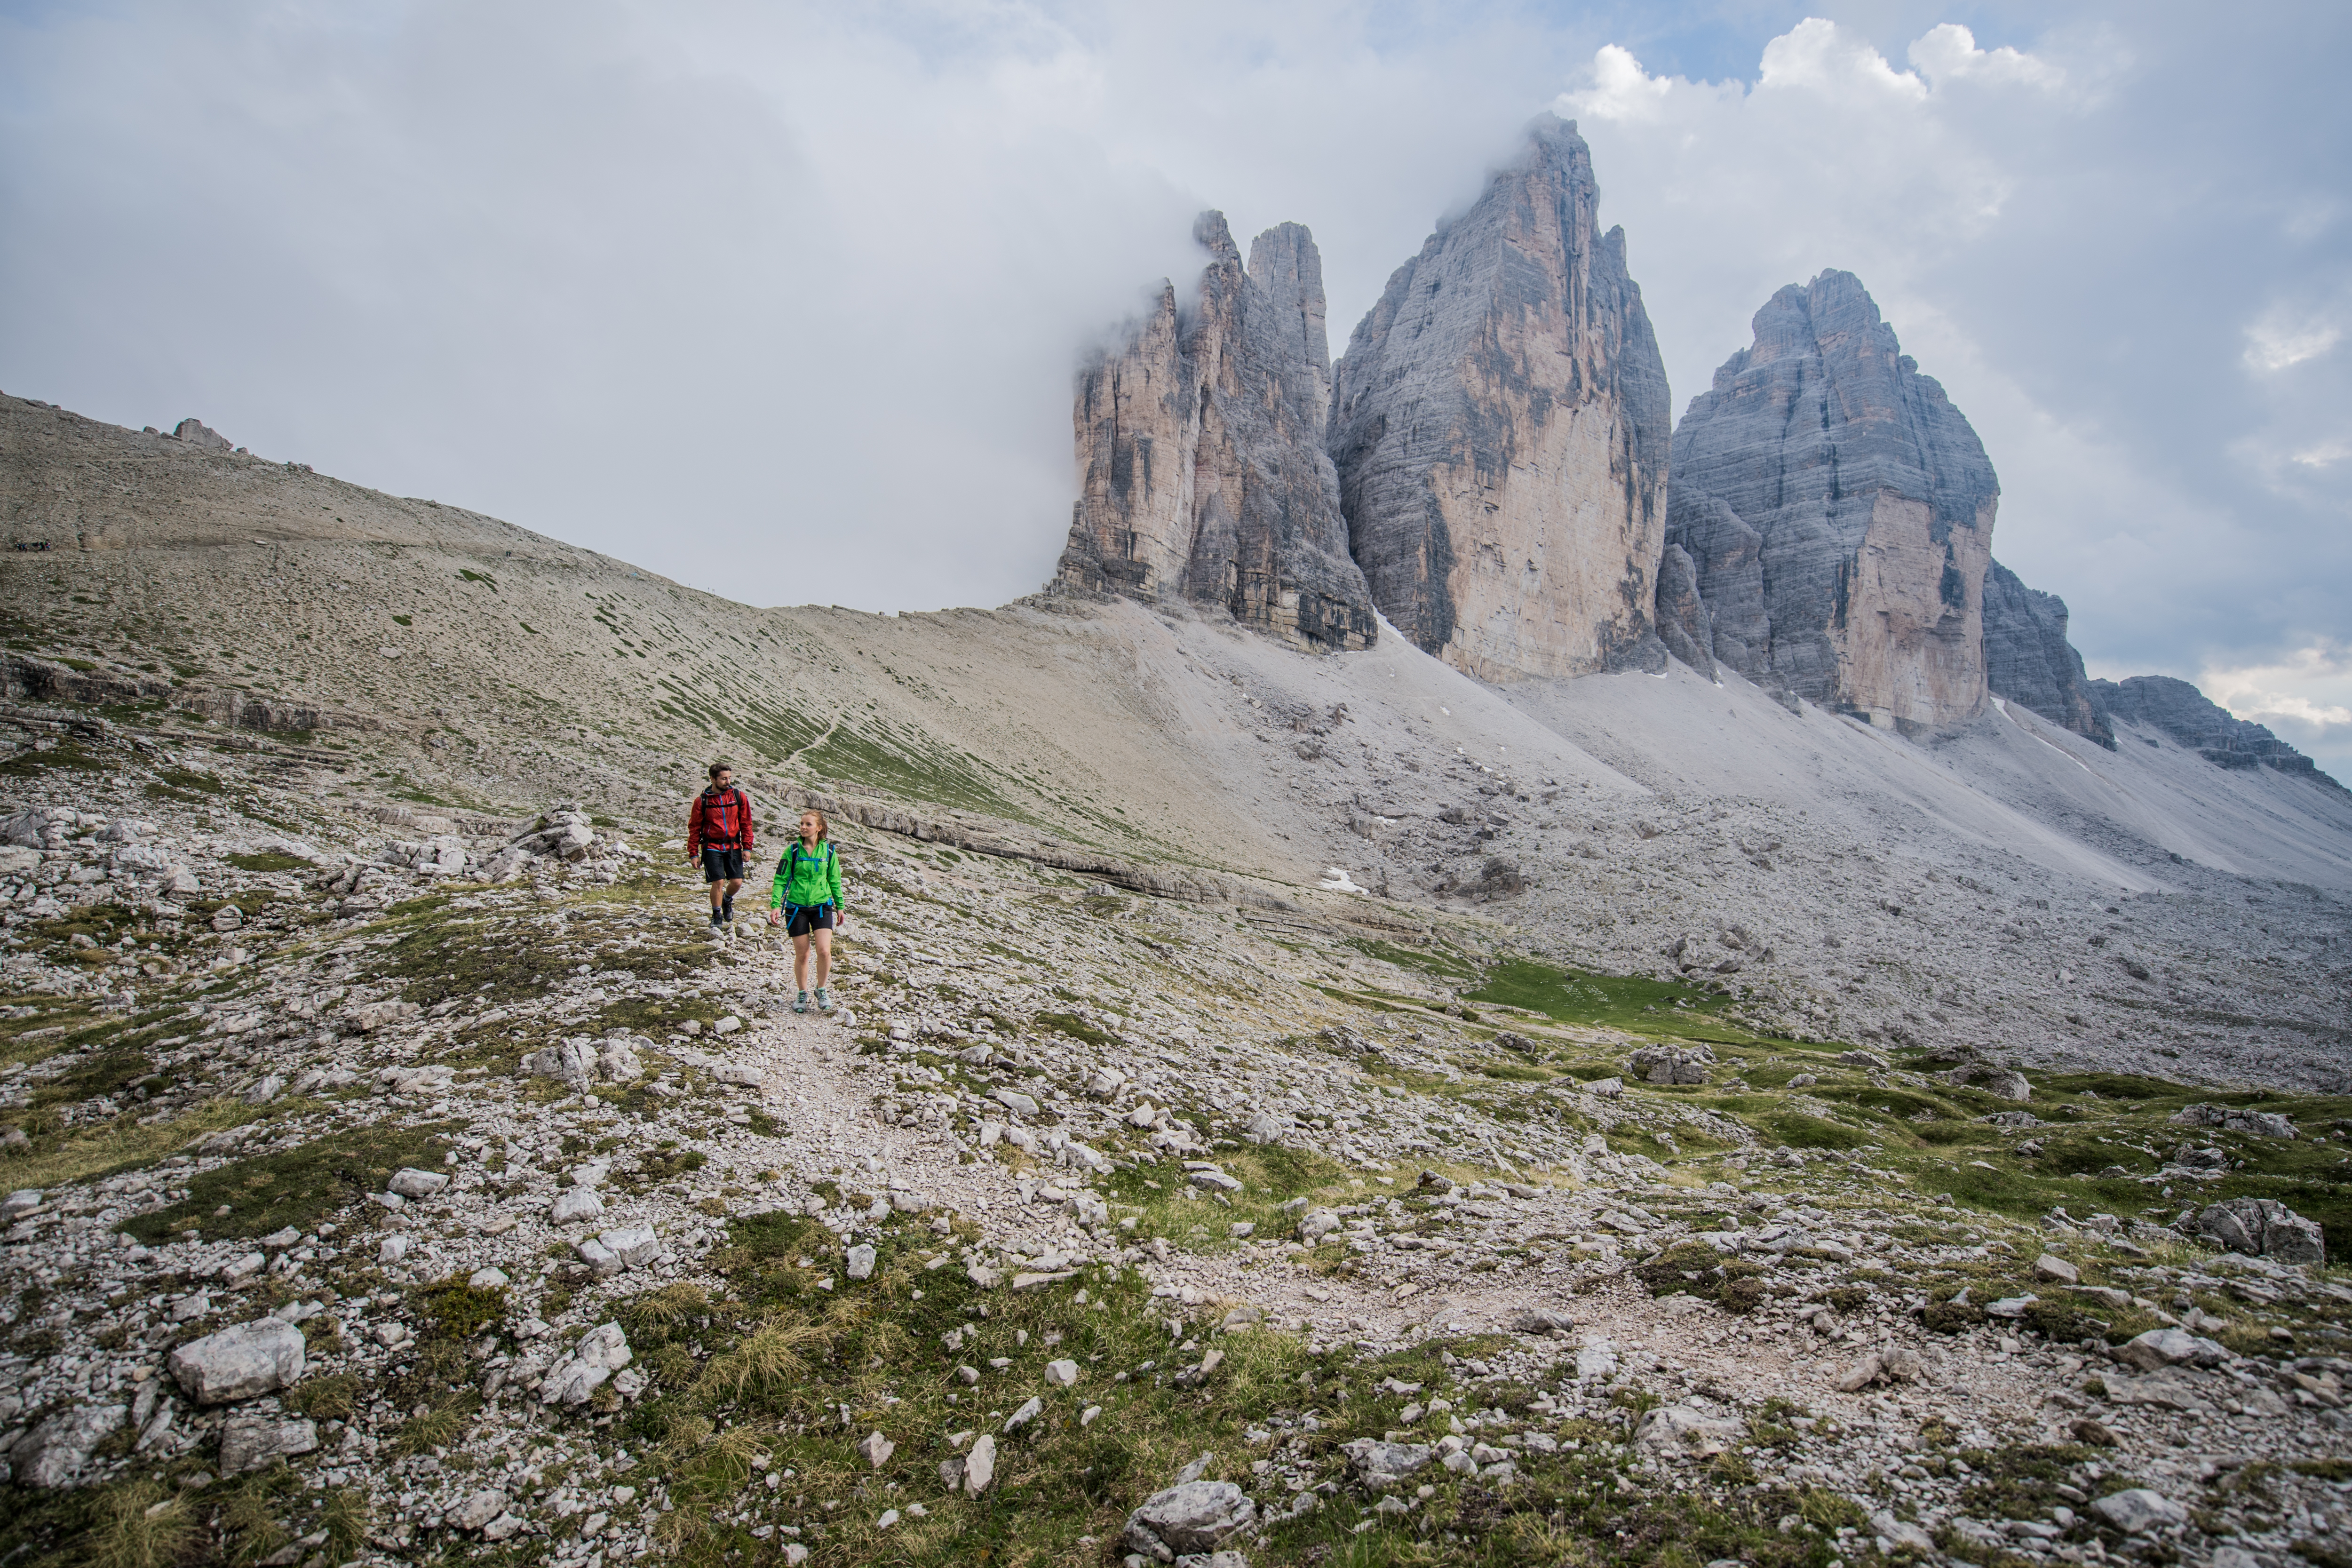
[688,786,755,855]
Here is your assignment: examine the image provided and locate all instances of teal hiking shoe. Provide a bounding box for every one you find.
[816,987,834,1014]
[794,990,810,1014]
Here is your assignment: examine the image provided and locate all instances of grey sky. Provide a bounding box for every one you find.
[4,1,2346,776]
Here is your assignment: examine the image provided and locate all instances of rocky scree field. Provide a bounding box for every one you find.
[0,698,2344,1568]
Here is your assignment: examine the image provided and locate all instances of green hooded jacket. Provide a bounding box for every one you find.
[771,838,843,912]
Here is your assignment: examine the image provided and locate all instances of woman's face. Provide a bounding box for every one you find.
[799,813,821,841]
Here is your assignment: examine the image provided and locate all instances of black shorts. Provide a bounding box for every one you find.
[784,905,835,937]
[701,847,745,884]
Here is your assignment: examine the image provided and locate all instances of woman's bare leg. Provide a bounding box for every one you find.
[793,932,812,991]
[811,928,833,988]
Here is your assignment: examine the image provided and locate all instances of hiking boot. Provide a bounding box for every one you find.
[721,893,735,923]
[815,987,834,1014]
[708,908,723,929]
[794,990,811,1014]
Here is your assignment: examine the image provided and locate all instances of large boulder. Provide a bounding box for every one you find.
[1341,1438,1433,1490]
[2171,1104,2296,1139]
[1121,1480,1257,1562]
[11,1403,123,1488]
[1628,1044,1714,1086]
[2195,1198,2325,1264]
[541,1322,632,1407]
[2090,1488,2189,1534]
[2114,1329,2230,1373]
[1945,1064,2032,1101]
[218,1413,320,1473]
[1632,1403,1744,1456]
[521,1038,596,1088]
[167,1318,306,1405]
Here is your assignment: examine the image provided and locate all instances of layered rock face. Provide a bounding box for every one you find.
[1056,214,1376,652]
[1327,114,1671,682]
[2094,675,2339,783]
[1981,560,2114,747]
[1662,271,1997,732]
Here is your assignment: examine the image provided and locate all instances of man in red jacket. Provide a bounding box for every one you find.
[686,762,756,929]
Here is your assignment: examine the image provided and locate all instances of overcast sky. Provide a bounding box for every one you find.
[4,1,2348,777]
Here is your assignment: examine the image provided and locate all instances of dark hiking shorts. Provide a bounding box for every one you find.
[701,847,745,884]
[785,905,835,937]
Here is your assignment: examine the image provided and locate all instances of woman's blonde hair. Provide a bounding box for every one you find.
[797,807,830,844]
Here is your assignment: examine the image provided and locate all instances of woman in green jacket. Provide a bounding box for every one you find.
[768,808,846,1013]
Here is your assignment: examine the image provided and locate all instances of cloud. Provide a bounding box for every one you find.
[2245,312,2344,372]
[1905,24,2068,92]
[2197,643,2352,739]
[0,0,1573,613]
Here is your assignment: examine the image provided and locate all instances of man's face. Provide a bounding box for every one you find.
[713,770,733,790]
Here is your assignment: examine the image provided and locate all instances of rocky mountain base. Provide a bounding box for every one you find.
[0,711,2344,1568]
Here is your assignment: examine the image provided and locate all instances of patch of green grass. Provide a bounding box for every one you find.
[1766,1112,1873,1150]
[1633,1241,1770,1313]
[123,1122,456,1243]
[1347,937,1480,981]
[1954,1443,2097,1522]
[1035,1011,1117,1049]
[226,850,310,872]
[291,1372,362,1421]
[1466,958,1771,1044]
[0,1097,253,1193]
[414,1276,508,1341]
[0,741,105,778]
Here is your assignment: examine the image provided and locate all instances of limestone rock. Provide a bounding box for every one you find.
[167,1318,306,1405]
[1982,559,2114,745]
[541,1322,632,1406]
[961,1433,997,1496]
[521,1039,596,1088]
[2195,1197,2325,1264]
[1057,214,1376,652]
[1666,270,1997,732]
[2114,1328,2230,1372]
[1653,542,1715,679]
[551,1186,605,1224]
[12,1403,123,1488]
[2093,675,2338,782]
[171,417,232,450]
[1342,1438,1433,1490]
[451,1488,509,1531]
[218,1413,320,1473]
[2090,1488,2188,1534]
[1945,1064,2031,1101]
[1329,113,1670,681]
[1121,1480,1257,1561]
[388,1167,449,1200]
[1628,1043,1713,1085]
[2172,1103,2296,1138]
[597,1225,660,1268]
[1632,1403,1744,1455]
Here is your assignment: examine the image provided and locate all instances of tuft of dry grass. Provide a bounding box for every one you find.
[693,1315,828,1404]
[625,1281,711,1335]
[323,1487,372,1553]
[6,1098,253,1193]
[76,1480,194,1568]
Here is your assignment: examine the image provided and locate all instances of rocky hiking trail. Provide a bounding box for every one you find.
[0,717,2346,1568]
